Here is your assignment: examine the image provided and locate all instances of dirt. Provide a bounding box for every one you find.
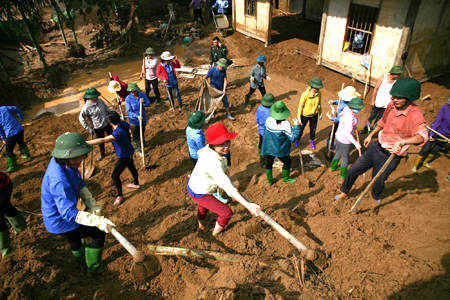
[1,8,450,300]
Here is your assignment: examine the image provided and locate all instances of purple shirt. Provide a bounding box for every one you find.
[430,104,450,138]
[190,0,205,9]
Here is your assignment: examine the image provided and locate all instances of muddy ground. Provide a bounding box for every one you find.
[1,8,450,300]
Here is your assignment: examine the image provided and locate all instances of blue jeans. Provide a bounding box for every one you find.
[167,83,182,107]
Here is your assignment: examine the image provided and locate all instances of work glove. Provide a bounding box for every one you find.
[75,211,116,233]
[79,187,101,215]
[250,77,254,82]
[266,76,271,81]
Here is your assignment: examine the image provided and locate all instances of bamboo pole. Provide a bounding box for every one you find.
[427,126,450,143]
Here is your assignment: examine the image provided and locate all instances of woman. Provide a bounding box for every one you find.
[87,112,140,205]
[0,171,27,258]
[187,123,260,236]
[261,101,302,184]
[186,110,206,166]
[124,82,152,155]
[79,87,118,161]
[245,55,271,108]
[0,106,31,172]
[139,47,160,103]
[212,0,228,14]
[256,93,276,167]
[41,132,115,272]
[156,51,183,112]
[296,77,323,150]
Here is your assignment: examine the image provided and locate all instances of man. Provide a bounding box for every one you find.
[140,47,160,103]
[189,0,205,27]
[206,58,235,120]
[334,78,428,203]
[359,66,404,134]
[209,37,229,67]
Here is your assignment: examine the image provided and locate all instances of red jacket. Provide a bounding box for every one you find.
[111,75,130,101]
[156,60,181,82]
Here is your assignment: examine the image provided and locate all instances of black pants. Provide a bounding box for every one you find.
[5,130,26,157]
[111,156,139,197]
[300,114,318,140]
[266,155,291,170]
[132,123,146,142]
[193,8,203,22]
[59,225,105,251]
[340,141,402,200]
[145,78,160,100]
[258,134,264,150]
[94,123,113,154]
[418,140,446,156]
[190,157,198,166]
[246,86,266,98]
[0,181,21,232]
[368,106,386,123]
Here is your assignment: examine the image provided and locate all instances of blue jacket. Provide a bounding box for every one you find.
[256,105,271,136]
[186,126,205,159]
[212,0,228,13]
[261,117,302,157]
[125,92,151,126]
[0,106,24,140]
[330,100,349,123]
[41,157,85,234]
[111,121,134,158]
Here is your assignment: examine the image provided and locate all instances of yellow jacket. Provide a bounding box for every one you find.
[297,86,322,118]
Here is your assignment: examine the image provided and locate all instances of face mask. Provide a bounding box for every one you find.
[352,109,361,114]
[258,62,264,66]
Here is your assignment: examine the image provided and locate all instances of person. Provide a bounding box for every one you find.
[297,78,323,150]
[189,0,205,27]
[0,171,27,258]
[209,37,229,67]
[211,0,228,14]
[0,106,31,172]
[139,47,160,103]
[329,97,365,179]
[412,99,450,172]
[41,132,115,272]
[359,66,404,134]
[156,51,183,112]
[256,93,276,167]
[79,87,118,161]
[187,123,260,236]
[206,58,235,120]
[261,101,302,185]
[108,75,129,102]
[245,55,271,108]
[334,78,428,202]
[186,111,206,166]
[124,82,151,155]
[326,86,360,150]
[87,112,140,205]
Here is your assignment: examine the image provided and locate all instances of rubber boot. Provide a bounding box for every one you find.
[340,166,348,179]
[422,154,435,169]
[154,94,160,103]
[72,244,86,266]
[330,159,340,171]
[265,169,275,185]
[21,147,31,159]
[309,139,316,150]
[3,157,17,173]
[258,149,266,168]
[0,230,12,258]
[85,246,104,273]
[133,141,141,155]
[244,95,251,107]
[282,169,296,183]
[6,214,27,233]
[411,154,424,173]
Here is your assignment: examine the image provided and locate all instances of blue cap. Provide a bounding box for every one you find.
[256,55,266,63]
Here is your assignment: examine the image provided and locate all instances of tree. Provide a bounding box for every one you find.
[50,0,68,46]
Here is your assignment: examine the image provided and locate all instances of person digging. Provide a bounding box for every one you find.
[256,93,276,167]
[124,82,152,155]
[140,47,160,103]
[245,55,271,108]
[108,75,129,102]
[205,58,235,120]
[156,51,183,112]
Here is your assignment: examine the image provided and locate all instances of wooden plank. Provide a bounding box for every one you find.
[235,28,266,44]
[316,0,329,65]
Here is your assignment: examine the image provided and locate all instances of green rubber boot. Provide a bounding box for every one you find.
[258,149,266,168]
[244,95,251,107]
[411,154,424,173]
[72,244,86,266]
[0,230,12,258]
[132,140,141,155]
[340,166,348,179]
[422,154,435,169]
[6,214,27,233]
[3,157,17,173]
[265,169,275,185]
[330,158,340,171]
[21,147,31,159]
[282,169,296,183]
[85,246,104,273]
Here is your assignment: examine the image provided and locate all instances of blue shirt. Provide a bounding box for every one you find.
[186,126,205,159]
[125,92,151,126]
[330,100,349,123]
[256,105,271,136]
[41,158,85,234]
[206,66,226,91]
[111,121,134,158]
[212,0,228,13]
[0,106,24,140]
[163,63,177,87]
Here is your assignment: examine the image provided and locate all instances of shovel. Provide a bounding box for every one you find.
[164,83,176,118]
[84,133,95,179]
[108,72,125,119]
[355,130,365,177]
[107,225,161,284]
[0,144,5,158]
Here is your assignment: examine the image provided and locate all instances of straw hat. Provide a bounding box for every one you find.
[338,86,361,101]
[206,123,238,145]
[161,51,174,61]
[107,81,121,93]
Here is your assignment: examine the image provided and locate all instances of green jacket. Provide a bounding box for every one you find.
[210,44,228,65]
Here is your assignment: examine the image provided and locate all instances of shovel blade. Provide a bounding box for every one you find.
[131,254,161,284]
[84,165,95,179]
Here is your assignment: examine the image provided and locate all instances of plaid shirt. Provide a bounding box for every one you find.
[163,63,177,87]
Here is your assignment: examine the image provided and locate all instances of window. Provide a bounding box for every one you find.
[344,3,379,55]
[246,0,256,16]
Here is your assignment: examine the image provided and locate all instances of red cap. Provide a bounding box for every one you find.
[206,123,238,145]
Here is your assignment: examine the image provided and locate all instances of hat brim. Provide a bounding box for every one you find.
[347,103,366,109]
[127,87,141,92]
[209,132,238,145]
[217,62,227,69]
[338,90,357,101]
[188,114,206,129]
[83,91,101,99]
[269,106,291,120]
[308,81,324,89]
[161,56,174,60]
[107,82,122,93]
[51,144,93,159]
[261,99,275,107]
[256,59,266,63]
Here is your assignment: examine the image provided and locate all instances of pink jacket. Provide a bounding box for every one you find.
[156,60,181,82]
[336,106,359,146]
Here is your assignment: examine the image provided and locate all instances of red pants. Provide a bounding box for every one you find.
[188,194,233,227]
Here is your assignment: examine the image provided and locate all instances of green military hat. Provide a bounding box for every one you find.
[308,77,323,89]
[144,47,156,55]
[269,101,291,121]
[217,58,228,69]
[389,66,404,74]
[51,132,93,159]
[261,93,276,107]
[127,82,141,92]
[390,77,421,101]
[347,97,365,110]
[83,87,101,99]
[187,111,206,129]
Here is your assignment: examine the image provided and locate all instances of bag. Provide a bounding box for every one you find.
[352,32,364,49]
[360,52,369,69]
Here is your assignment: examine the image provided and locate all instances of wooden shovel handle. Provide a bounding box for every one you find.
[140,102,145,166]
[107,225,138,256]
[427,126,450,143]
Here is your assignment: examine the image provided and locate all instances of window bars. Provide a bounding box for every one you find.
[344,3,379,55]
[246,0,256,16]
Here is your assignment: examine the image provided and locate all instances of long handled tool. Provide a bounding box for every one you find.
[107,225,161,284]
[349,153,395,213]
[84,133,95,179]
[298,142,305,175]
[139,102,156,170]
[427,126,450,143]
[108,72,125,118]
[355,130,365,177]
[0,144,5,158]
[163,83,176,117]
[326,83,344,161]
